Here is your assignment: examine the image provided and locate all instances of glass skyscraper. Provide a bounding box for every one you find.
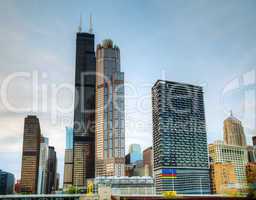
[65,127,73,150]
[95,39,125,176]
[129,144,142,164]
[152,80,210,194]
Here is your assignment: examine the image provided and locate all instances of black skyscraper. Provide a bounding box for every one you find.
[73,31,96,187]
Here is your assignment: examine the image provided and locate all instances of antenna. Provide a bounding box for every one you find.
[89,14,93,33]
[78,14,82,32]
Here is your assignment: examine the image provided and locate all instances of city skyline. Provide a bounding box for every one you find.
[0,0,256,187]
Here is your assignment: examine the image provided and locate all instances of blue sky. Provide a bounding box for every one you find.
[0,0,256,186]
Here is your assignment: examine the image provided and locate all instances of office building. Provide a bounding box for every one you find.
[95,39,125,177]
[209,141,248,190]
[64,127,73,189]
[73,24,96,187]
[46,146,57,194]
[15,180,21,193]
[210,163,237,194]
[0,170,15,195]
[20,115,41,193]
[152,80,210,194]
[37,137,49,194]
[224,112,246,147]
[143,147,153,177]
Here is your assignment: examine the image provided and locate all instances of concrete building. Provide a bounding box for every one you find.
[37,137,49,194]
[73,26,96,187]
[208,141,248,190]
[210,163,237,194]
[0,170,15,195]
[95,39,125,177]
[224,112,246,147]
[94,176,155,196]
[152,80,210,194]
[20,115,41,194]
[129,144,142,164]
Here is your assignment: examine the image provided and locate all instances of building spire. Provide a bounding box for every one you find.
[78,14,82,32]
[89,14,93,34]
[230,110,233,117]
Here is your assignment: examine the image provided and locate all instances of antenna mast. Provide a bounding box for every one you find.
[89,14,93,33]
[78,14,82,32]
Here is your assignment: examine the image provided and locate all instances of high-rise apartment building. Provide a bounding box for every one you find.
[73,28,96,187]
[64,127,73,189]
[20,115,41,193]
[0,170,15,195]
[95,39,125,177]
[37,137,49,194]
[46,146,57,194]
[152,80,210,194]
[210,163,237,194]
[209,141,248,190]
[224,112,246,147]
[129,144,142,164]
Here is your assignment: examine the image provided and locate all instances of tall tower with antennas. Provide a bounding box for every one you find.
[73,14,96,187]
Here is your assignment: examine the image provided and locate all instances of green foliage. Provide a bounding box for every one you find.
[65,185,83,194]
[162,191,177,199]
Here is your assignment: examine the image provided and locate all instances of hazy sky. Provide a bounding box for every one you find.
[0,0,256,186]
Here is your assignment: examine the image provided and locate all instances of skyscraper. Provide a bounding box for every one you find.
[37,137,49,194]
[20,115,41,194]
[64,127,73,189]
[224,112,246,147]
[152,80,210,194]
[129,144,142,164]
[95,39,125,177]
[46,146,57,194]
[73,25,96,187]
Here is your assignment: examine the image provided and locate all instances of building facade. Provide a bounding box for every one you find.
[247,146,256,163]
[95,39,125,177]
[152,80,210,194]
[210,163,237,194]
[0,170,15,195]
[20,115,41,193]
[129,144,142,164]
[208,141,248,190]
[37,137,49,194]
[223,112,246,147]
[73,30,96,187]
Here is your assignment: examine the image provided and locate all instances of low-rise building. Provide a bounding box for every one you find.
[209,141,248,190]
[94,176,155,196]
